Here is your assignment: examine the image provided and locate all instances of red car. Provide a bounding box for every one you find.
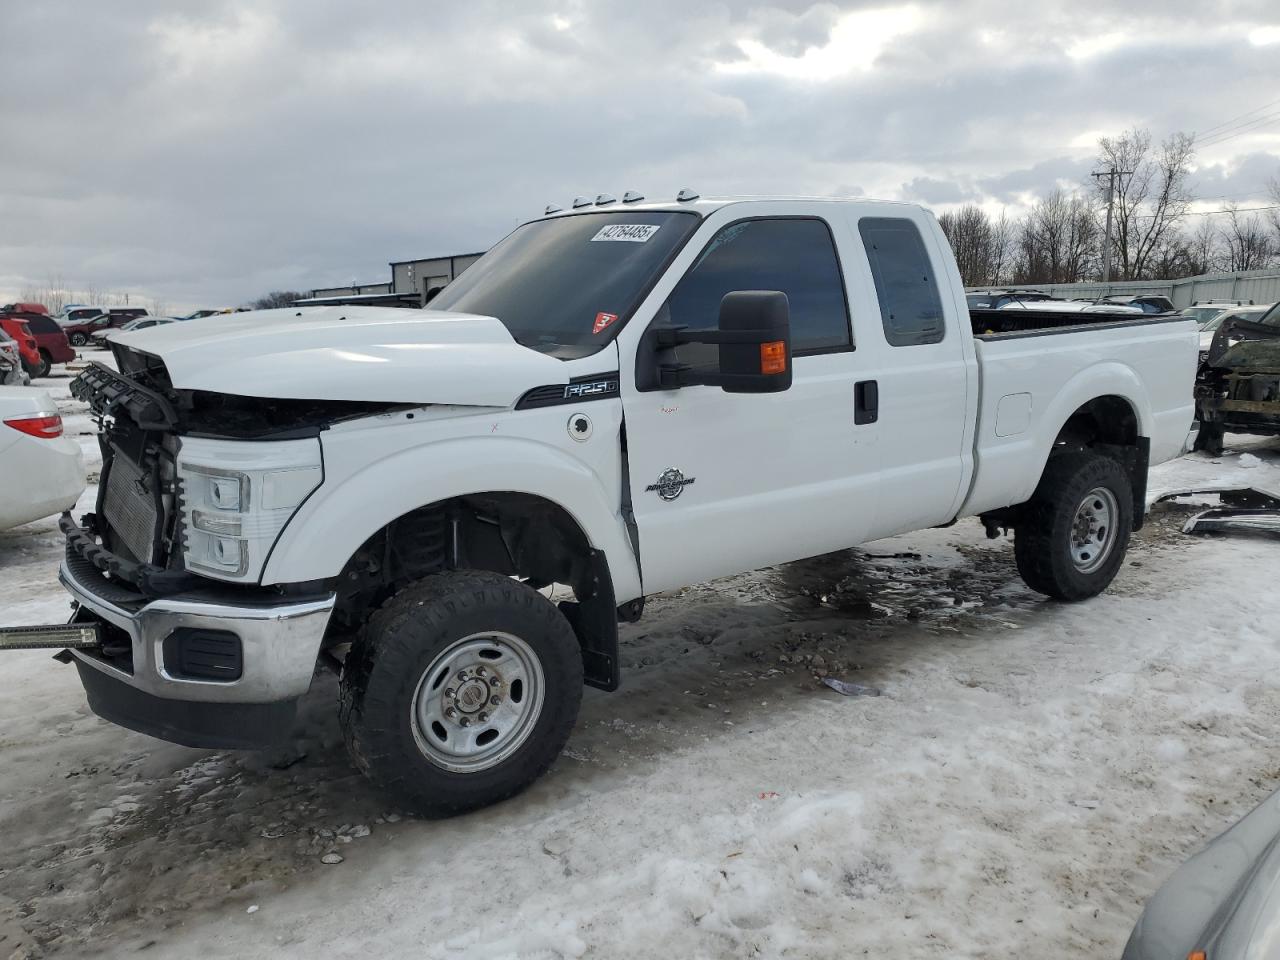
[0,306,75,377]
[0,317,41,374]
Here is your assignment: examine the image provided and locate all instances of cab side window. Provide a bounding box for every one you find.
[858,217,946,346]
[660,217,851,366]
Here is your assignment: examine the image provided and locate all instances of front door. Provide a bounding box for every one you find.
[621,209,881,595]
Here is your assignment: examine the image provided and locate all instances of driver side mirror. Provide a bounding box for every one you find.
[654,290,793,393]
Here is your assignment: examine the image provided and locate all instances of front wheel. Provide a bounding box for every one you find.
[339,570,583,817]
[1014,451,1133,601]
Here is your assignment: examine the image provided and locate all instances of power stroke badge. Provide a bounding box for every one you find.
[646,467,695,501]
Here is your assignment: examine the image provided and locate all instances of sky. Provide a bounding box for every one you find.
[2,0,1279,311]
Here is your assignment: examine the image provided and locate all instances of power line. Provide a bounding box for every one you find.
[1193,96,1280,139]
[1195,110,1280,148]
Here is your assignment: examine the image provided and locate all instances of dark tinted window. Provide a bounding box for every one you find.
[428,211,700,359]
[24,315,59,334]
[859,217,946,346]
[661,218,850,357]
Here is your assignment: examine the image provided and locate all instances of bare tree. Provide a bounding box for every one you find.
[1186,217,1220,275]
[1095,128,1195,280]
[1013,190,1101,283]
[250,291,308,310]
[1220,203,1275,271]
[989,209,1013,286]
[938,205,999,286]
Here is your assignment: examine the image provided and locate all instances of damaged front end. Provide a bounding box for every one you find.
[66,343,411,600]
[1194,313,1280,455]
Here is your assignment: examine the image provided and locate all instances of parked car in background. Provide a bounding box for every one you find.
[60,314,111,347]
[57,306,108,327]
[0,387,85,529]
[0,331,28,385]
[88,315,178,347]
[1099,294,1177,314]
[1,302,51,316]
[1181,300,1253,326]
[1123,785,1280,959]
[0,316,43,376]
[14,312,75,377]
[999,299,1145,315]
[965,290,1057,309]
[179,309,230,320]
[1195,304,1272,360]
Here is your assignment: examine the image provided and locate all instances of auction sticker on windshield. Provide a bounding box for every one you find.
[591,224,661,243]
[593,312,619,334]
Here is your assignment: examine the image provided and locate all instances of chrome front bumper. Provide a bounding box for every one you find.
[59,558,335,705]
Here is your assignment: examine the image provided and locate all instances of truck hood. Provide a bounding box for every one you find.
[116,306,571,406]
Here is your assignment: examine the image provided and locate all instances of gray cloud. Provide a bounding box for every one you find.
[2,0,1278,309]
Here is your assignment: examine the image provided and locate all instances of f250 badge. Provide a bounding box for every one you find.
[646,467,695,501]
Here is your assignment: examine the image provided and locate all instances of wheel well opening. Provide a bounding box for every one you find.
[1052,395,1138,451]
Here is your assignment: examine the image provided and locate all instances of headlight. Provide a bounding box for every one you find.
[177,437,323,583]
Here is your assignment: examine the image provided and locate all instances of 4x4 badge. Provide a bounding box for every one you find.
[646,467,695,501]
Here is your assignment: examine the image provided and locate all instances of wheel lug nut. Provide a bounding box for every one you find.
[459,716,470,727]
[490,678,502,689]
[489,695,501,706]
[478,712,488,722]
[445,688,456,699]
[456,669,469,681]
[475,666,487,677]
[444,707,457,719]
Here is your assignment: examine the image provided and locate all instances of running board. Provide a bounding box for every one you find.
[0,623,101,651]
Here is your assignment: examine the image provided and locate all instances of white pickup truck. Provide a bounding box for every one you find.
[12,195,1198,815]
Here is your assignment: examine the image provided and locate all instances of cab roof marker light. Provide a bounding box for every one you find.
[544,203,563,215]
[595,194,616,205]
[676,188,700,202]
[571,196,593,209]
[622,190,644,203]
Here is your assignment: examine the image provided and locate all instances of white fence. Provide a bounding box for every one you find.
[967,267,1280,309]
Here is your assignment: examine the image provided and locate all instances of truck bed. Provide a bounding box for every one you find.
[968,307,1185,339]
[959,309,1199,519]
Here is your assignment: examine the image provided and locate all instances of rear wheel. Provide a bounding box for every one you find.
[69,332,87,347]
[1014,451,1133,601]
[339,570,583,817]
[33,350,52,379]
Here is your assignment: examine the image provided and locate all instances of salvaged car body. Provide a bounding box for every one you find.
[1194,303,1280,455]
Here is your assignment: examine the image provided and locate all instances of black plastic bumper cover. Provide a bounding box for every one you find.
[73,659,298,750]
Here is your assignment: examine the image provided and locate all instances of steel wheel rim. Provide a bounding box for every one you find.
[410,631,545,774]
[1070,486,1119,574]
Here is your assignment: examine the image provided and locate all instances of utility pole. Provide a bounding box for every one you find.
[1092,167,1132,284]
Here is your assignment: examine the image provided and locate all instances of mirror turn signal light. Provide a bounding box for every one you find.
[759,340,787,375]
[1188,952,1206,960]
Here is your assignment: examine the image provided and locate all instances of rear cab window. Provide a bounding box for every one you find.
[858,217,946,346]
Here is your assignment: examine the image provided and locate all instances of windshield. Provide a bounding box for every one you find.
[427,211,700,358]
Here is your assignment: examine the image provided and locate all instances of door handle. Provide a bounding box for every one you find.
[854,380,878,425]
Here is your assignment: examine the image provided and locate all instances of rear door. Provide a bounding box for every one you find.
[844,213,972,538]
[620,204,882,594]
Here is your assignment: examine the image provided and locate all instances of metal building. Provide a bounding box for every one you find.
[389,253,485,300]
[309,281,393,299]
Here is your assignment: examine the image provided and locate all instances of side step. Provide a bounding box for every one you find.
[0,623,101,651]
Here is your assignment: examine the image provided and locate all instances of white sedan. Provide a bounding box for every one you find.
[0,387,86,530]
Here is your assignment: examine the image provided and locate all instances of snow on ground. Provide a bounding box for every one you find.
[1,356,1279,958]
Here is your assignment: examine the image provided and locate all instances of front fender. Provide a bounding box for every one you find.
[261,434,642,603]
